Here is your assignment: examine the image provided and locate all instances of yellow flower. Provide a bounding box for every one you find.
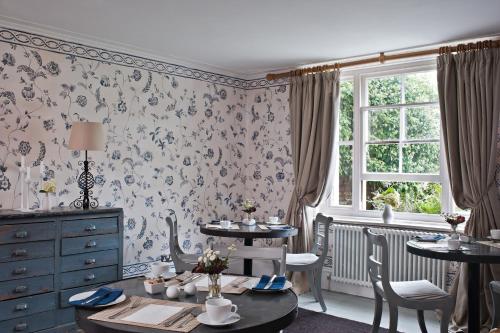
[42,180,56,193]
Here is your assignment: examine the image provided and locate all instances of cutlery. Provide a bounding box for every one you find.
[264,274,277,289]
[163,307,192,327]
[179,273,203,286]
[231,277,250,288]
[108,297,141,319]
[176,308,202,328]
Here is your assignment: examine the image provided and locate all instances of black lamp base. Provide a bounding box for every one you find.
[71,150,99,209]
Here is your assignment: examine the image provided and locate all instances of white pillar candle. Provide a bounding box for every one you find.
[39,161,45,176]
[25,167,31,181]
[21,156,25,168]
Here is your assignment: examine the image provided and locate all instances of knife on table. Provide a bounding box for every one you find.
[264,274,277,290]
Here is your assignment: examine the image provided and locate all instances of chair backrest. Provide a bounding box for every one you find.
[166,217,189,271]
[311,214,333,266]
[216,244,287,276]
[363,228,395,297]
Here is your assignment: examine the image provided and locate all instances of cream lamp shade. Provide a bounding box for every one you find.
[68,122,104,151]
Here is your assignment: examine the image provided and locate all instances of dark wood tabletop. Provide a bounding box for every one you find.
[407,240,500,264]
[75,278,298,333]
[199,223,298,239]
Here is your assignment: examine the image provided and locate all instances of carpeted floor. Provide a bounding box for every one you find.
[285,308,401,333]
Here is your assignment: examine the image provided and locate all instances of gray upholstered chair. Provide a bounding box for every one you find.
[490,281,500,329]
[166,217,198,272]
[363,228,454,333]
[274,213,333,312]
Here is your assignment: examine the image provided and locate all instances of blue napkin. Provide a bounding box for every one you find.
[253,275,286,290]
[414,234,445,242]
[69,287,123,307]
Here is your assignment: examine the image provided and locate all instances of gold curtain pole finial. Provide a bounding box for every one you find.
[265,39,500,81]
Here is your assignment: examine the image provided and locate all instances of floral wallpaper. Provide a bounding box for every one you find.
[0,27,293,276]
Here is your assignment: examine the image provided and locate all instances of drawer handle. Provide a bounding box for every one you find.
[86,240,97,248]
[85,273,96,281]
[15,231,28,239]
[13,267,27,275]
[85,224,97,231]
[14,323,28,331]
[14,285,27,293]
[85,258,96,265]
[15,303,29,311]
[13,249,27,257]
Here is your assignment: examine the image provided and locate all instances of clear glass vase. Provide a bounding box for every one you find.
[450,224,459,239]
[207,273,223,299]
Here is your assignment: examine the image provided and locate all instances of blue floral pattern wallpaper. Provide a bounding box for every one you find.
[0,28,293,275]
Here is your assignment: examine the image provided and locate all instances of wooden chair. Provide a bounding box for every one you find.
[166,217,198,272]
[363,228,454,333]
[274,213,333,312]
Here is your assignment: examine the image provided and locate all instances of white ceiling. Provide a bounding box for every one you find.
[1,0,500,77]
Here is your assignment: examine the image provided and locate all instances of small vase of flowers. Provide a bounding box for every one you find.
[442,213,466,239]
[193,244,236,299]
[39,180,56,211]
[242,199,256,226]
[372,187,401,224]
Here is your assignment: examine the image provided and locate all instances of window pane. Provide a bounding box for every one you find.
[368,108,399,141]
[404,71,438,103]
[366,144,399,172]
[364,181,442,214]
[368,75,401,106]
[406,107,440,140]
[402,143,440,174]
[340,81,354,141]
[339,145,352,205]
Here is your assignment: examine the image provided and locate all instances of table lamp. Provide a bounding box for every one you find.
[68,121,104,209]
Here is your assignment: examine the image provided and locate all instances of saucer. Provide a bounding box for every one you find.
[197,312,240,326]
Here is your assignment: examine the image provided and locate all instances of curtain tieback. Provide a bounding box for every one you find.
[471,182,496,209]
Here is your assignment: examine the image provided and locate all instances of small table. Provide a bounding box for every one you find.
[200,223,298,276]
[75,278,298,333]
[407,240,500,333]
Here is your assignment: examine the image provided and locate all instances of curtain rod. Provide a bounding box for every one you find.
[265,40,500,81]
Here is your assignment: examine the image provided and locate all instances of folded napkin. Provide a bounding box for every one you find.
[414,234,445,242]
[70,287,123,307]
[253,275,286,290]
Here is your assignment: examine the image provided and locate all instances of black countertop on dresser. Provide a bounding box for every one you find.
[0,207,123,220]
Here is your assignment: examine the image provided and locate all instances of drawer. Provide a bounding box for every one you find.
[0,222,56,244]
[60,265,117,289]
[0,310,56,333]
[0,275,53,301]
[61,233,119,255]
[0,241,55,263]
[60,283,101,308]
[62,217,118,238]
[61,249,118,272]
[57,307,76,325]
[0,292,57,321]
[0,257,54,282]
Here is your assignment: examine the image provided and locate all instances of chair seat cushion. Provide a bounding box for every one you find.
[286,253,319,265]
[179,253,198,264]
[376,280,449,300]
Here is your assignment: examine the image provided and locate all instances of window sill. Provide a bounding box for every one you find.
[323,214,458,233]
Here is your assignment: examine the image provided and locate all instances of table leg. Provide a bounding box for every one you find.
[244,238,253,276]
[468,262,480,333]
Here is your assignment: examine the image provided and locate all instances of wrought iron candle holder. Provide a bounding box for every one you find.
[71,150,98,209]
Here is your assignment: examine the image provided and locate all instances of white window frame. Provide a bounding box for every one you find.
[325,58,454,223]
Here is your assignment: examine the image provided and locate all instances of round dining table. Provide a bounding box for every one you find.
[75,278,298,333]
[200,223,298,276]
[407,240,500,333]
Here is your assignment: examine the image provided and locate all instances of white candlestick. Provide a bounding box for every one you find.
[25,167,31,181]
[39,161,45,178]
[21,156,25,168]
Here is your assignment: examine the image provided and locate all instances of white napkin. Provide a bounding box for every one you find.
[121,304,183,325]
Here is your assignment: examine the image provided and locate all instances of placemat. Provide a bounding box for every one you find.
[165,274,253,294]
[88,296,202,332]
[205,224,240,230]
[257,224,269,230]
[477,240,500,249]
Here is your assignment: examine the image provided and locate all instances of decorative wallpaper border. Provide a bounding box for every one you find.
[0,26,288,89]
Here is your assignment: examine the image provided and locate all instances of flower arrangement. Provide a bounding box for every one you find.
[372,187,401,209]
[39,179,56,193]
[192,244,236,275]
[242,199,256,215]
[442,213,466,226]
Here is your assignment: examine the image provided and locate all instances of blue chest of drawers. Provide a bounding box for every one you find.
[0,207,123,333]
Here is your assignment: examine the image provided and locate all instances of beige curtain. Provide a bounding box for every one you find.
[437,47,500,331]
[285,71,340,256]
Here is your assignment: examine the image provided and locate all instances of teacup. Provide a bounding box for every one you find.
[448,239,461,251]
[220,220,232,229]
[150,261,169,277]
[205,298,238,323]
[268,216,279,224]
[491,229,500,240]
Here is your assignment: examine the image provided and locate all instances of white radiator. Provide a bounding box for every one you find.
[323,224,450,298]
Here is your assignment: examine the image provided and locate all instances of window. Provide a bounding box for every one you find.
[329,60,458,222]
